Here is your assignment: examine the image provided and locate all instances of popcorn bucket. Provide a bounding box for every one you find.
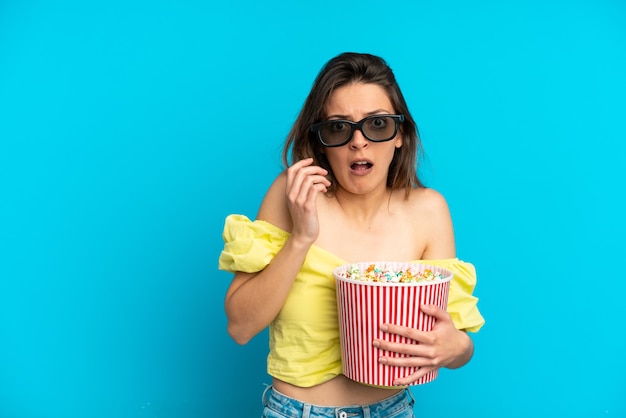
[334,262,453,386]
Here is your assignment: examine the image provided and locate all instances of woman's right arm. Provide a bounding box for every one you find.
[224,158,330,344]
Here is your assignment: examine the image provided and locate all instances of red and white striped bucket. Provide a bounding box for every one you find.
[334,262,453,386]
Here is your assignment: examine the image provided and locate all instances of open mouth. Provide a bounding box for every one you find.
[350,160,373,171]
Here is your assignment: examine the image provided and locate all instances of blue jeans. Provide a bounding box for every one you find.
[262,386,416,418]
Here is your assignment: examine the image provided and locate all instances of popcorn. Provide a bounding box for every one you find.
[337,263,445,283]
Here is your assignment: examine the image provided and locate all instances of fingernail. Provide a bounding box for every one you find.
[379,357,387,364]
[372,340,380,347]
[380,324,388,331]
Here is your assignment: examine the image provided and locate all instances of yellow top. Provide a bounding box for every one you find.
[219,214,485,388]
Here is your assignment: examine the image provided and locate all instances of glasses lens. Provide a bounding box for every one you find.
[320,120,351,146]
[362,116,397,141]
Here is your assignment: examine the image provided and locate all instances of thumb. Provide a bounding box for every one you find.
[421,304,449,321]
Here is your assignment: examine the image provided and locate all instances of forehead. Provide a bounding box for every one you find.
[324,83,393,117]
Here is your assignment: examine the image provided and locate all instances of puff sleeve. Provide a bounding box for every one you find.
[421,259,485,333]
[218,214,289,273]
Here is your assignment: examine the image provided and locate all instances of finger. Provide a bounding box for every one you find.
[292,157,314,168]
[380,323,428,343]
[374,339,428,357]
[287,158,328,177]
[302,181,327,207]
[287,164,329,197]
[420,304,453,324]
[420,304,445,318]
[286,157,313,177]
[292,174,330,207]
[310,181,329,195]
[288,171,328,206]
[286,158,315,189]
[392,366,438,386]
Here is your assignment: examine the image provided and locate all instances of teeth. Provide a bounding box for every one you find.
[354,161,368,165]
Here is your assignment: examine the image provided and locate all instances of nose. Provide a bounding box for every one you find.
[349,128,368,149]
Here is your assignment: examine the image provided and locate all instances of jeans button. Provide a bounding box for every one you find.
[339,412,347,418]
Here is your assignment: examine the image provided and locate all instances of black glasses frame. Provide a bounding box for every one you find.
[310,114,405,147]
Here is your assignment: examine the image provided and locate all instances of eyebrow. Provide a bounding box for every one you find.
[325,109,393,120]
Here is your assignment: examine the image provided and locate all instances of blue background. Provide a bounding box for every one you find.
[1,0,625,417]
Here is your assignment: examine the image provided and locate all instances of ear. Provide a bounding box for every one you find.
[395,132,403,148]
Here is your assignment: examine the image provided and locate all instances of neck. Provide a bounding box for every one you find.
[334,187,392,225]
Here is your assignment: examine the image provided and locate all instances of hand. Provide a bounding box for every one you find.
[285,158,331,244]
[373,304,473,386]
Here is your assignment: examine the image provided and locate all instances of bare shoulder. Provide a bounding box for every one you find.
[256,172,292,232]
[405,187,456,259]
[407,187,450,212]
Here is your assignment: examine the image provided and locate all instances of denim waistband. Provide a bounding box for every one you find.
[262,385,415,418]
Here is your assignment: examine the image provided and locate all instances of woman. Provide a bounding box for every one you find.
[219,52,484,417]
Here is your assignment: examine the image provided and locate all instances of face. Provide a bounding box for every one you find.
[322,82,403,196]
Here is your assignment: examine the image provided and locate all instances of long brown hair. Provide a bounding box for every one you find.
[282,52,424,196]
